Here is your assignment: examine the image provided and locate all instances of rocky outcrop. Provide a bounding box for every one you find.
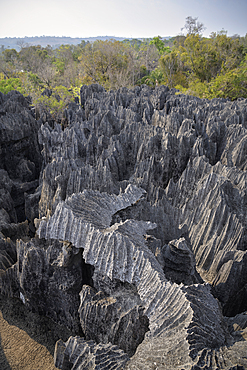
[1,84,247,369]
[54,336,129,370]
[36,184,246,369]
[0,90,42,228]
[78,283,149,357]
[162,237,203,285]
[0,91,42,298]
[0,232,16,271]
[166,155,247,316]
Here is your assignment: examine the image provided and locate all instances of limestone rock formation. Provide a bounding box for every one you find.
[162,237,203,285]
[36,185,247,369]
[78,283,149,357]
[54,336,129,370]
[1,84,247,369]
[0,91,42,300]
[0,90,42,228]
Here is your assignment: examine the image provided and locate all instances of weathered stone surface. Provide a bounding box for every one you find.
[78,283,149,357]
[0,90,42,232]
[14,237,93,332]
[54,336,129,370]
[166,155,247,316]
[37,85,247,319]
[1,85,247,369]
[0,232,16,271]
[163,237,203,285]
[37,184,246,369]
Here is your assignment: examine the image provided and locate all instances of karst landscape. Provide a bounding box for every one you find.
[0,82,247,369]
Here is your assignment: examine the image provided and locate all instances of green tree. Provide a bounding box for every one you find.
[79,40,135,89]
[176,55,247,100]
[18,45,56,88]
[179,31,244,83]
[240,33,247,54]
[208,55,247,99]
[140,68,165,87]
[33,85,75,122]
[209,31,244,74]
[0,48,20,78]
[53,44,80,87]
[0,77,24,94]
[160,49,187,87]
[179,34,213,82]
[149,36,171,55]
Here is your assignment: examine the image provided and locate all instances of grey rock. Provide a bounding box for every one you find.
[14,237,93,332]
[54,336,129,370]
[163,237,203,285]
[78,283,149,357]
[1,85,247,369]
[0,232,16,271]
[37,184,246,369]
[0,90,42,230]
[166,155,247,316]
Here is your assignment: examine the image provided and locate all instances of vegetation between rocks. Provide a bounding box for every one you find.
[0,16,246,120]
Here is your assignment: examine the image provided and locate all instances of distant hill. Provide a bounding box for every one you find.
[0,35,172,50]
[0,36,133,50]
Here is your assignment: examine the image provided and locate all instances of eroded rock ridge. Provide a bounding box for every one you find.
[1,85,247,369]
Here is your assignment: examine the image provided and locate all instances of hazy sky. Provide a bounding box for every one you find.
[0,0,246,38]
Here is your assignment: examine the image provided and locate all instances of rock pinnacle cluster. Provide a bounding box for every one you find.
[1,85,247,369]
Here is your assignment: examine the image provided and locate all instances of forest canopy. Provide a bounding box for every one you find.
[0,17,247,120]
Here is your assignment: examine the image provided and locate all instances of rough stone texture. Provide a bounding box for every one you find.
[16,238,91,332]
[0,235,94,333]
[165,155,247,316]
[0,232,16,271]
[54,336,129,370]
[0,91,43,310]
[162,237,203,285]
[1,85,247,369]
[0,294,74,370]
[78,283,149,357]
[37,185,246,369]
[226,311,247,342]
[0,90,42,230]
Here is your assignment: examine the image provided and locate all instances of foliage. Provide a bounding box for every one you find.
[240,33,247,54]
[208,56,247,99]
[0,18,246,117]
[0,77,25,94]
[178,32,244,83]
[149,36,171,55]
[140,68,165,87]
[28,72,44,89]
[160,49,187,87]
[176,55,247,100]
[2,48,19,64]
[79,40,137,89]
[33,85,75,121]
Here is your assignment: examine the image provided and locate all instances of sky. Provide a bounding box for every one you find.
[0,0,246,39]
